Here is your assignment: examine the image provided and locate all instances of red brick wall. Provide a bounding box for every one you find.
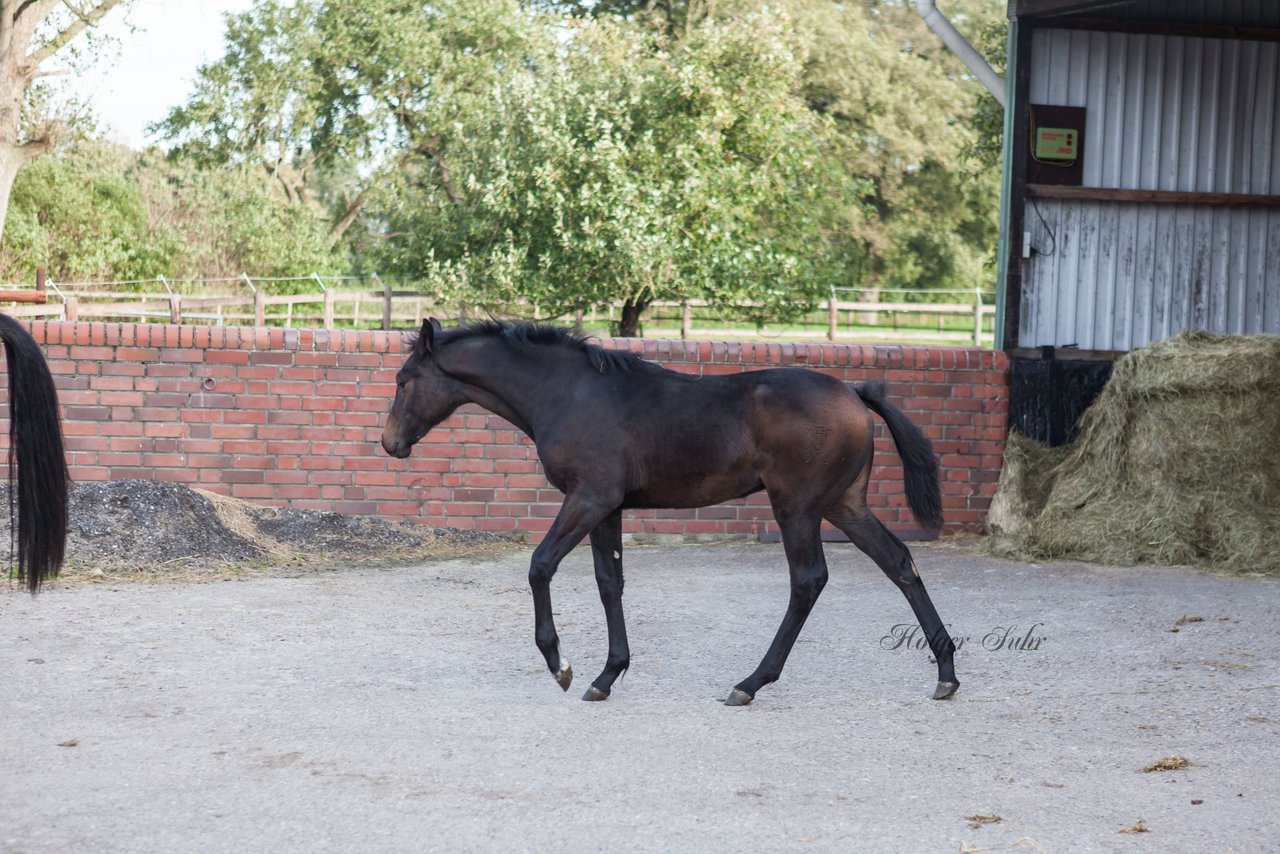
[14,321,1008,541]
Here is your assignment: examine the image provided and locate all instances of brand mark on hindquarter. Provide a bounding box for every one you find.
[803,426,832,463]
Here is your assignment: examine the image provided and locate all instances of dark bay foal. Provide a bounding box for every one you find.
[382,319,958,705]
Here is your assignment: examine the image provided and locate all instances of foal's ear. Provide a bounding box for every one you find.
[416,317,443,357]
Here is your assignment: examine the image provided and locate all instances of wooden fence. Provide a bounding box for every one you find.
[2,277,996,345]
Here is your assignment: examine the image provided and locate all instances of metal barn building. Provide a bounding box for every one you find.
[982,1,1280,440]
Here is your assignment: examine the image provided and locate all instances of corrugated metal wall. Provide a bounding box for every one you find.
[1019,27,1280,349]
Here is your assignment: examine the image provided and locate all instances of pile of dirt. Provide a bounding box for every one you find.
[0,479,509,577]
[988,329,1280,574]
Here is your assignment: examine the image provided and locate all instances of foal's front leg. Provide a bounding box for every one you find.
[529,492,615,692]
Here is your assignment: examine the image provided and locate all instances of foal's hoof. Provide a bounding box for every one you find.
[554,659,573,692]
[933,681,959,700]
[582,686,609,702]
[725,688,754,707]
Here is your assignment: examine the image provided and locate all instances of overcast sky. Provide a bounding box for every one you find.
[66,0,253,149]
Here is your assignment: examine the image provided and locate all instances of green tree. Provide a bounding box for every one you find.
[540,0,1004,300]
[156,0,543,250]
[529,0,711,37]
[966,15,1008,171]
[374,11,863,335]
[132,151,344,279]
[0,141,179,281]
[783,0,1001,300]
[0,142,342,282]
[0,1,132,242]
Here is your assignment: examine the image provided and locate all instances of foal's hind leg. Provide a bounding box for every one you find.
[582,510,630,702]
[726,502,828,706]
[827,505,959,699]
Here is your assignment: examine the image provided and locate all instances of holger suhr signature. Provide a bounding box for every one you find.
[880,623,1047,652]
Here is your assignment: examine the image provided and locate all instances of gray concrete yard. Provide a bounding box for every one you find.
[2,542,1278,853]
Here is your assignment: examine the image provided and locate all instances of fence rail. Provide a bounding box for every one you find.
[1,274,996,345]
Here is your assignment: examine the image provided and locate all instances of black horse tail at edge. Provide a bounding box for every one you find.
[854,381,943,534]
[0,315,68,592]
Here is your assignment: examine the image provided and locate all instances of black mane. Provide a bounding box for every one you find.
[408,320,653,374]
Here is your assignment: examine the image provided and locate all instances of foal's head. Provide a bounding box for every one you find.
[381,318,463,458]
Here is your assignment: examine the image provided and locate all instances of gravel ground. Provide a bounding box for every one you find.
[3,542,1279,852]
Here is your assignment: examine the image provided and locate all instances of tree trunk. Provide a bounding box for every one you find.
[413,134,462,205]
[435,155,462,205]
[618,299,648,338]
[0,50,33,246]
[0,130,50,245]
[857,239,886,326]
[0,145,23,245]
[858,279,881,327]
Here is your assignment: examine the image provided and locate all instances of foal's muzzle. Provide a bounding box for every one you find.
[381,431,414,459]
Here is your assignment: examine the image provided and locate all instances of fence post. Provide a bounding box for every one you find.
[828,290,838,341]
[374,273,391,331]
[574,309,584,336]
[681,302,692,339]
[973,288,983,346]
[64,296,78,322]
[254,290,266,327]
[169,294,181,324]
[323,289,335,329]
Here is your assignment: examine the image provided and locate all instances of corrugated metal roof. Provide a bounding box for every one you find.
[1091,1,1280,27]
[1018,0,1280,25]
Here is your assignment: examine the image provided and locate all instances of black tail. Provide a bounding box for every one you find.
[855,381,943,533]
[0,315,68,592]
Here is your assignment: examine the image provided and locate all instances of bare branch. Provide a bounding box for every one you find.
[18,134,55,161]
[275,169,298,206]
[26,0,127,70]
[11,2,54,24]
[328,186,373,248]
[297,150,319,176]
[326,142,424,247]
[13,1,60,29]
[415,136,462,205]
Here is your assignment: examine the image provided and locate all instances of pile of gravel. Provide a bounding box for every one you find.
[0,479,508,576]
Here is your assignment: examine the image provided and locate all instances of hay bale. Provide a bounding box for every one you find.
[989,330,1280,574]
[986,432,1067,539]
